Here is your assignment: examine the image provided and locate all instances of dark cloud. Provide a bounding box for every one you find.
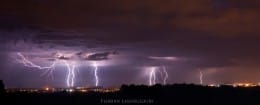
[82,51,118,61]
[1,0,260,38]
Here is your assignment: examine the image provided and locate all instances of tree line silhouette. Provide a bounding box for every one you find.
[1,81,260,105]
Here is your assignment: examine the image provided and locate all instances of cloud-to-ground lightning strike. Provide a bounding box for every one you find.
[200,70,203,85]
[16,52,78,87]
[148,66,169,86]
[16,51,117,87]
[149,67,156,86]
[162,66,168,85]
[64,61,76,87]
[92,62,99,87]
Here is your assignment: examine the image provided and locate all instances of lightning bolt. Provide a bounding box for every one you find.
[162,66,168,85]
[16,52,77,87]
[64,61,76,87]
[200,70,203,85]
[149,67,156,86]
[93,62,99,87]
[16,52,56,79]
[148,66,169,86]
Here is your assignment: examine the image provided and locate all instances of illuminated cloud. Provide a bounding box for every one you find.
[148,56,179,61]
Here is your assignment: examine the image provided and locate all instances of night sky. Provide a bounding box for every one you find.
[1,0,260,88]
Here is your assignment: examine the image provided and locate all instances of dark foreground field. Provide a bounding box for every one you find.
[2,84,260,105]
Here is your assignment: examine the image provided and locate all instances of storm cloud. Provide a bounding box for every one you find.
[0,0,260,88]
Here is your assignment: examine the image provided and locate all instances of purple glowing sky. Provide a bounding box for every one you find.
[0,0,260,88]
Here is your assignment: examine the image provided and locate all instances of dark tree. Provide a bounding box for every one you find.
[0,80,5,93]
